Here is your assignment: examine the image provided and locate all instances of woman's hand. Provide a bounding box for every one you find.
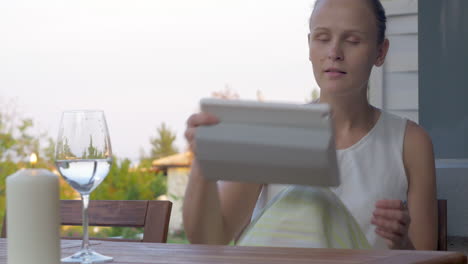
[371,200,414,249]
[185,112,220,153]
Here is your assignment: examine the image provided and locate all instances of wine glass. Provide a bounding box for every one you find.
[55,110,113,263]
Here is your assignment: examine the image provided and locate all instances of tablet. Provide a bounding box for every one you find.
[200,98,331,128]
[195,98,340,186]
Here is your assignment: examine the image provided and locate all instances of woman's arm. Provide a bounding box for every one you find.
[372,121,437,250]
[183,162,262,245]
[182,113,262,245]
[403,121,438,250]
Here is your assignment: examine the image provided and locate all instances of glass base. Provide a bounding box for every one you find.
[61,249,113,263]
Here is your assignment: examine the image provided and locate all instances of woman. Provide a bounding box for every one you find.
[183,0,437,250]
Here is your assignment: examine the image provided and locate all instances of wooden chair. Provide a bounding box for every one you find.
[438,199,447,251]
[1,200,172,243]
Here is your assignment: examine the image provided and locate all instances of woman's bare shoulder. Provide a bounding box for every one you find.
[403,120,435,180]
[404,121,433,150]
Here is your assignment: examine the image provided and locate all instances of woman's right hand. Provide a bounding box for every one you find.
[185,112,220,153]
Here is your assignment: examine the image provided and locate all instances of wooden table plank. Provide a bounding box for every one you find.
[0,239,465,264]
[364,252,467,264]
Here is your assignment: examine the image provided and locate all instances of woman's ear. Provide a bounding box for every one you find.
[375,38,390,67]
[308,33,312,61]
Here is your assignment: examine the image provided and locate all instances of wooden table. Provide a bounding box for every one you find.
[0,239,465,264]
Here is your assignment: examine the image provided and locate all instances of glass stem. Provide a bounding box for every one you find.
[81,194,90,252]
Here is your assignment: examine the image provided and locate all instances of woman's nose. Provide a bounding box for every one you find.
[328,43,344,61]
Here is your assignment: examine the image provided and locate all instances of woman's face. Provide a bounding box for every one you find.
[309,0,388,97]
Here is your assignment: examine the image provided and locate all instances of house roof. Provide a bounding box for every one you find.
[152,151,193,168]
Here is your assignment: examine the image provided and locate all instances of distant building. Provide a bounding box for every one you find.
[152,152,192,234]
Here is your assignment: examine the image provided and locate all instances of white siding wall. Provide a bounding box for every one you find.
[167,167,190,234]
[369,0,419,122]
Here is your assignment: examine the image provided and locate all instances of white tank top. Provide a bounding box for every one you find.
[251,110,408,249]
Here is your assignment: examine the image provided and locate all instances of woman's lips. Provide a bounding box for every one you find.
[325,70,347,78]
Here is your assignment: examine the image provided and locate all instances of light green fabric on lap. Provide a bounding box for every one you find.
[236,185,370,249]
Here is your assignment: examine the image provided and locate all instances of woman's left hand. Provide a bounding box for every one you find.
[371,200,414,249]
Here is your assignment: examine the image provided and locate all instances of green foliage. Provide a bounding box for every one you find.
[56,138,68,159]
[305,88,320,103]
[0,112,38,162]
[43,138,56,162]
[61,226,143,240]
[82,158,167,239]
[91,157,167,201]
[100,227,143,240]
[140,122,178,168]
[59,156,167,239]
[0,108,53,229]
[149,123,178,160]
[0,103,169,240]
[312,89,320,101]
[167,230,189,244]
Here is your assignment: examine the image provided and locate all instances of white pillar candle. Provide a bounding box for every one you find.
[6,169,60,264]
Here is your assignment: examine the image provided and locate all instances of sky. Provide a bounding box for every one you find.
[0,0,318,163]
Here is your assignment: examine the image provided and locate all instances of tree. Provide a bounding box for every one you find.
[0,101,62,231]
[150,123,178,158]
[139,123,178,168]
[0,100,169,239]
[89,157,167,239]
[43,138,56,162]
[211,84,240,100]
[91,157,166,201]
[0,107,44,178]
[0,101,43,163]
[306,88,320,102]
[312,89,320,101]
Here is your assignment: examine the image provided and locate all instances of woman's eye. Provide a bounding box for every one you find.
[346,38,360,44]
[315,36,330,42]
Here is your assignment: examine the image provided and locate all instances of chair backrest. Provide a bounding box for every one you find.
[1,200,172,243]
[438,199,447,251]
